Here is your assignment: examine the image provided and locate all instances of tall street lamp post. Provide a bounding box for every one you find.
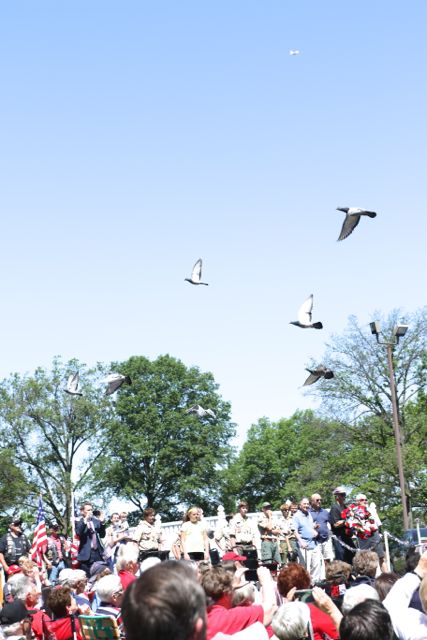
[370,321,410,531]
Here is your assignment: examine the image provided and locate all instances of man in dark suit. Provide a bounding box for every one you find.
[76,501,106,576]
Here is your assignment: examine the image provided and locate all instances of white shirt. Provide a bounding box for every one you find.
[383,572,427,640]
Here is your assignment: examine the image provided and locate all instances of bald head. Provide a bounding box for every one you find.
[310,494,322,508]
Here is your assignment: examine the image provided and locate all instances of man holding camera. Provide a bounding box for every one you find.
[76,501,106,576]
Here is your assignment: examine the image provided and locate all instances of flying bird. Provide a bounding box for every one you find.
[337,207,377,241]
[64,372,83,396]
[102,373,132,396]
[303,366,334,386]
[290,294,323,329]
[186,404,216,419]
[185,258,209,286]
[289,50,300,56]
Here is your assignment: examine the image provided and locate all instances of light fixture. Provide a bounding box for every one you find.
[369,321,381,336]
[393,324,409,342]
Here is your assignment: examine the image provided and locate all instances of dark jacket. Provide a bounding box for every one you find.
[75,518,106,561]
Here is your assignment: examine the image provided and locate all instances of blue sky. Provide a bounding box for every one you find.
[0,1,426,447]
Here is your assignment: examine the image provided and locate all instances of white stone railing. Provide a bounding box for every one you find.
[150,506,282,554]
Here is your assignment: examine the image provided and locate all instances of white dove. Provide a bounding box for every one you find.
[64,372,83,396]
[186,404,216,419]
[290,294,323,329]
[185,258,209,286]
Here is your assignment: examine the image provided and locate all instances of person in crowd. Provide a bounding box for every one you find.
[0,600,33,640]
[132,508,163,562]
[214,514,234,556]
[341,584,379,613]
[0,518,31,578]
[58,568,92,612]
[122,560,207,640]
[6,574,45,640]
[46,523,67,585]
[323,560,352,608]
[292,498,321,581]
[276,563,338,640]
[271,601,312,640]
[75,502,106,577]
[180,507,210,562]
[310,493,334,577]
[257,502,281,566]
[104,513,131,564]
[383,550,427,640]
[95,574,124,623]
[277,502,298,565]
[201,565,276,640]
[115,544,139,591]
[374,572,399,601]
[229,502,258,553]
[341,494,386,571]
[44,586,83,640]
[231,579,257,608]
[221,551,247,573]
[350,550,379,587]
[328,487,356,565]
[339,600,394,640]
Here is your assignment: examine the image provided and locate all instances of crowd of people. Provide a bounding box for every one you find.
[0,488,425,640]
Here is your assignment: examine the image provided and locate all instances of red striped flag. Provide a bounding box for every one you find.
[30,497,48,569]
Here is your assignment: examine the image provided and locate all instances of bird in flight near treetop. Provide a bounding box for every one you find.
[64,372,83,396]
[186,404,216,419]
[303,366,334,386]
[102,373,132,396]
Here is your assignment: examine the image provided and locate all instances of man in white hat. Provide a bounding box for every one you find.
[329,487,356,564]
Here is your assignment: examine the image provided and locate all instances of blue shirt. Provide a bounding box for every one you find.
[292,510,317,550]
[310,507,330,543]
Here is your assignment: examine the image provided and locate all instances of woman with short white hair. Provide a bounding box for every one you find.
[271,602,312,640]
[95,574,124,621]
[115,544,139,590]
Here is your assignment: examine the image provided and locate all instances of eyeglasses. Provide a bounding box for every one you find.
[359,498,367,502]
[233,581,250,590]
[314,499,322,502]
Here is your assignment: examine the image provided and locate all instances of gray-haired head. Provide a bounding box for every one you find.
[342,584,379,613]
[271,601,311,640]
[96,574,123,604]
[116,544,139,572]
[6,574,33,600]
[58,568,87,588]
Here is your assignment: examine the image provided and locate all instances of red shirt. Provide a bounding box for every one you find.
[118,570,137,591]
[308,604,339,640]
[29,609,44,640]
[207,603,264,640]
[46,617,83,640]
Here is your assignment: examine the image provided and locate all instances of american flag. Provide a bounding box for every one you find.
[70,495,80,568]
[30,497,48,568]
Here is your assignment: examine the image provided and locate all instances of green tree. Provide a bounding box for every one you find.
[305,308,427,531]
[0,357,114,531]
[0,448,33,529]
[90,354,236,519]
[220,411,347,512]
